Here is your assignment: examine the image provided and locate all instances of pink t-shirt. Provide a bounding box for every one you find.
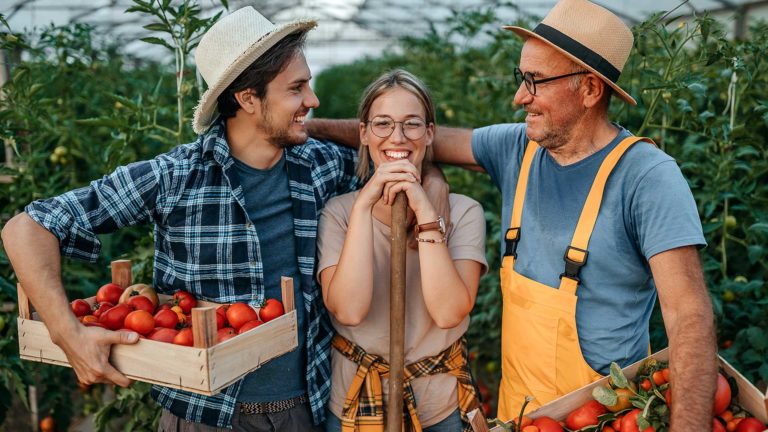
[317,192,487,427]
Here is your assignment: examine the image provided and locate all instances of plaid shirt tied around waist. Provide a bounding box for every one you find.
[25,121,360,428]
[332,334,483,432]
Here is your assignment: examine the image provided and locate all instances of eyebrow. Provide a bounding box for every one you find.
[289,76,311,86]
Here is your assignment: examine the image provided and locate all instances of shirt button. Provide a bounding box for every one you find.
[250,261,257,267]
[246,222,253,228]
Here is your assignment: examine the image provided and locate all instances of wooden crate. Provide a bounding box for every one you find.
[468,348,768,431]
[17,260,299,396]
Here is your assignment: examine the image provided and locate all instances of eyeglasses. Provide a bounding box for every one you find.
[513,67,589,96]
[366,116,429,140]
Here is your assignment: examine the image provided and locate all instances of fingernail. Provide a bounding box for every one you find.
[127,332,139,342]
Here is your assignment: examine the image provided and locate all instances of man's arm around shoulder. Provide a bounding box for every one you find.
[1,213,138,386]
[651,246,716,432]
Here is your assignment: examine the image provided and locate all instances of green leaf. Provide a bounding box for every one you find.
[593,386,618,406]
[746,327,768,350]
[143,23,168,32]
[610,362,630,389]
[220,0,229,9]
[139,37,173,50]
[748,222,768,233]
[747,245,764,264]
[75,117,121,128]
[759,363,768,384]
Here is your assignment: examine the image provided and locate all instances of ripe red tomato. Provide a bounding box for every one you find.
[714,373,732,415]
[96,283,123,305]
[98,303,132,330]
[147,327,178,343]
[216,305,228,327]
[173,327,194,346]
[226,303,258,330]
[652,370,666,386]
[640,378,652,391]
[621,409,642,432]
[215,312,226,329]
[217,327,237,343]
[713,418,727,432]
[92,301,113,318]
[665,389,671,406]
[661,368,670,382]
[735,417,766,432]
[259,299,284,323]
[70,299,91,317]
[80,315,98,324]
[172,291,197,314]
[238,320,263,334]
[532,416,564,432]
[127,295,155,314]
[123,310,155,335]
[153,309,179,329]
[566,400,607,430]
[158,302,172,311]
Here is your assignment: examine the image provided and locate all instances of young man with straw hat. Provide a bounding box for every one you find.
[309,0,717,429]
[3,7,361,431]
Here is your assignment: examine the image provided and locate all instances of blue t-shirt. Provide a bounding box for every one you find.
[472,123,706,374]
[233,152,307,402]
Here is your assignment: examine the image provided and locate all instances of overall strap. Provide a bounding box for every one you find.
[559,136,654,294]
[503,141,540,263]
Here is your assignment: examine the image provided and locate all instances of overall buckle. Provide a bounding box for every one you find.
[560,246,588,282]
[504,228,521,258]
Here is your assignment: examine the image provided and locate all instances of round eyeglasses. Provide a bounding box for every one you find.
[366,116,429,140]
[514,67,589,96]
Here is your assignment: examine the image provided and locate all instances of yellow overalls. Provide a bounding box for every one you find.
[497,136,652,419]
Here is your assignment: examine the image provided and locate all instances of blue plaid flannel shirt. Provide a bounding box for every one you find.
[25,121,360,428]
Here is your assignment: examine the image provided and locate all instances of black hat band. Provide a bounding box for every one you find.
[533,23,621,83]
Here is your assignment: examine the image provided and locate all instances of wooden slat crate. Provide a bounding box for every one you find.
[17,260,299,396]
[469,348,768,431]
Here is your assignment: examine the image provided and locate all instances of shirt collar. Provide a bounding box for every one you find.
[200,119,232,167]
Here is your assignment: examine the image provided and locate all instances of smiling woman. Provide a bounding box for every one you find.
[316,69,489,431]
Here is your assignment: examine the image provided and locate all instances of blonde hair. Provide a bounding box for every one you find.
[356,69,436,180]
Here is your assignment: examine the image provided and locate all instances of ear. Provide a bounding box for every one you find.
[233,89,259,115]
[359,122,368,147]
[581,74,607,109]
[424,122,435,147]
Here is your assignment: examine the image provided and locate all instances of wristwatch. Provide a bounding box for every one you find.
[415,216,446,235]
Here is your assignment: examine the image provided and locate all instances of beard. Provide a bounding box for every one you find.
[525,105,586,151]
[259,100,307,148]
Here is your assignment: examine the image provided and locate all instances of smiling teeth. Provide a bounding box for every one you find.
[385,150,410,159]
[294,115,306,124]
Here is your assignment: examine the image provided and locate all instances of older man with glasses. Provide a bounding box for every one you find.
[308,0,717,430]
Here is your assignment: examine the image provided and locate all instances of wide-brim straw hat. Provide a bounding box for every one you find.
[192,7,317,134]
[504,0,636,105]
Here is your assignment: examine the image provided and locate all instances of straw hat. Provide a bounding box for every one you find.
[504,0,636,105]
[192,7,317,134]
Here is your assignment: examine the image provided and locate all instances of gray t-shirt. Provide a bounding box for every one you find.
[233,153,307,402]
[472,123,706,373]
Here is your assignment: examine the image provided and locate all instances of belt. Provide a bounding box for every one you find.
[239,394,307,415]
